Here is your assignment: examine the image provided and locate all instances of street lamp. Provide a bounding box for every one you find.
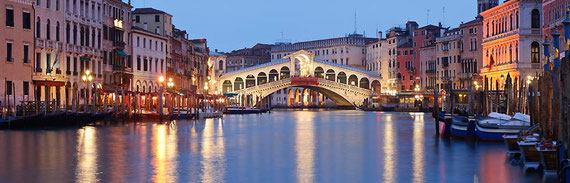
[82,70,93,112]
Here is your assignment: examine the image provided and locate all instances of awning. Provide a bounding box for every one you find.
[177,90,188,95]
[223,93,238,97]
[80,57,91,61]
[116,50,127,57]
[34,80,66,87]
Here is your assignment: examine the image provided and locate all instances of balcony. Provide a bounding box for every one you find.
[35,68,42,73]
[426,69,436,75]
[442,61,449,67]
[113,41,125,49]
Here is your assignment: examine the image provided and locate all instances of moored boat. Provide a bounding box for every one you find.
[537,142,558,172]
[518,136,540,170]
[503,135,520,153]
[224,106,265,114]
[451,116,476,139]
[476,113,530,141]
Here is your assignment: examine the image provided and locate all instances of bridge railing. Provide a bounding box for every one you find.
[233,77,373,95]
[237,78,292,94]
[316,78,373,95]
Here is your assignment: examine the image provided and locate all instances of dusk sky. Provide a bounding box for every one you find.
[131,0,480,52]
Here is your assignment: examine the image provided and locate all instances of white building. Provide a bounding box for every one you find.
[131,27,167,93]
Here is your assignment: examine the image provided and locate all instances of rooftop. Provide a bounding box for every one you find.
[133,8,171,16]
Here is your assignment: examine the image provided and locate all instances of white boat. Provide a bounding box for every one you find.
[476,113,530,141]
[224,106,268,114]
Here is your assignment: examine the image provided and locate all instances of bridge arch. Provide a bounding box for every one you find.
[269,69,279,82]
[314,67,324,78]
[326,69,335,81]
[246,75,256,88]
[337,72,347,84]
[371,80,381,92]
[234,77,244,91]
[223,80,232,93]
[360,77,370,89]
[257,72,267,85]
[348,74,358,86]
[280,66,290,79]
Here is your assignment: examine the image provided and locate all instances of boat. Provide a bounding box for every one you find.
[503,135,520,153]
[224,106,265,114]
[537,141,558,172]
[451,116,476,139]
[518,136,540,170]
[476,113,530,141]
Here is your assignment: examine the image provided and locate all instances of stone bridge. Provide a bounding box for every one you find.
[217,50,382,106]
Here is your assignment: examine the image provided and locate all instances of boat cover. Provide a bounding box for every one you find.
[512,113,530,123]
[488,112,512,120]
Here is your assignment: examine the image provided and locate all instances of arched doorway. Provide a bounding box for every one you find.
[257,72,267,85]
[371,80,381,92]
[246,75,256,88]
[223,80,232,93]
[337,72,347,84]
[359,77,370,89]
[280,66,290,79]
[234,77,244,91]
[326,69,335,81]
[348,75,358,86]
[314,67,324,78]
[269,69,279,82]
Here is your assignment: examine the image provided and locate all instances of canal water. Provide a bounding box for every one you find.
[0,110,545,182]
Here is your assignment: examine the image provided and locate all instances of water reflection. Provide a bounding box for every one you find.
[76,126,98,182]
[152,123,178,183]
[200,118,226,183]
[295,112,315,183]
[412,113,425,183]
[0,111,539,183]
[383,114,396,182]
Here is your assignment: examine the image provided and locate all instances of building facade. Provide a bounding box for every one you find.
[459,19,484,89]
[226,43,272,72]
[480,0,544,89]
[0,0,36,112]
[435,28,463,90]
[131,26,167,93]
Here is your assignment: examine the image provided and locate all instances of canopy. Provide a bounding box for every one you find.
[224,93,238,97]
[80,57,91,61]
[116,50,127,57]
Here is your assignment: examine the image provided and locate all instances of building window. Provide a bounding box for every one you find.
[6,42,13,62]
[155,15,160,22]
[531,42,539,63]
[66,56,71,72]
[23,45,29,63]
[46,20,51,40]
[46,53,51,73]
[6,8,14,27]
[23,12,31,29]
[36,53,41,72]
[135,15,140,23]
[531,9,540,29]
[56,22,60,41]
[6,81,12,95]
[23,81,29,96]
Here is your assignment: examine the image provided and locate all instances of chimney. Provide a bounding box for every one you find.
[438,22,442,28]
[378,31,383,39]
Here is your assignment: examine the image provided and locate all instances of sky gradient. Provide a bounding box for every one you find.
[131,0,480,52]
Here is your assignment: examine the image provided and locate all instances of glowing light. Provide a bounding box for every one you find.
[85,70,90,75]
[158,76,165,83]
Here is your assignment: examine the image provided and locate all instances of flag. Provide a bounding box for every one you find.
[489,55,495,70]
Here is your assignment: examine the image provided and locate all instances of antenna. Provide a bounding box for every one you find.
[442,7,446,27]
[354,11,358,34]
[427,9,430,25]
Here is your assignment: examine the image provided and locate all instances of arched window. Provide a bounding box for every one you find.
[531,9,540,29]
[36,18,41,38]
[531,42,539,63]
[46,19,51,40]
[218,60,223,70]
[56,22,60,41]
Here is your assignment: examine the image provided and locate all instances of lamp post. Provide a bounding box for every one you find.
[158,76,165,121]
[81,70,93,113]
